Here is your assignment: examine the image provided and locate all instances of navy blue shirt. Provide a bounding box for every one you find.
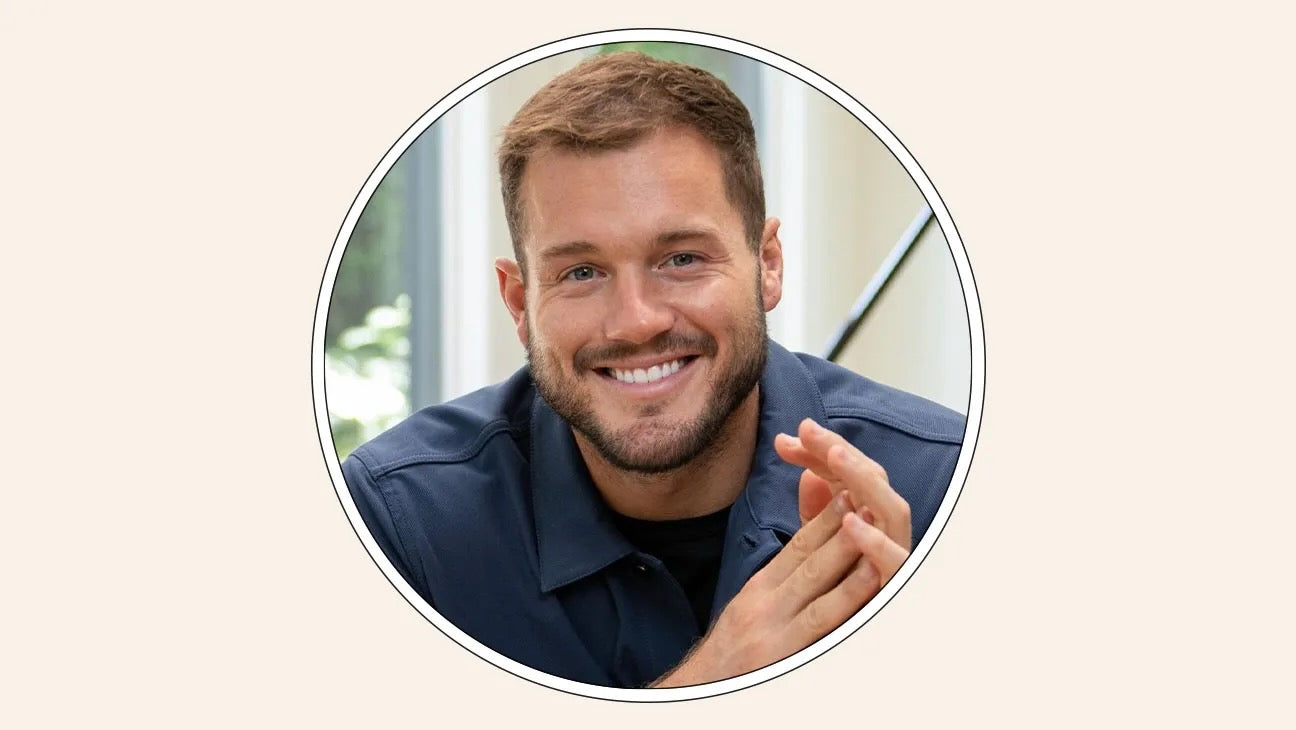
[342,341,964,688]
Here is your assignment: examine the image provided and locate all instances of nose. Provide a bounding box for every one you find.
[602,272,674,344]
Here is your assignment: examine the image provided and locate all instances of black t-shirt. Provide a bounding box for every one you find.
[611,506,731,637]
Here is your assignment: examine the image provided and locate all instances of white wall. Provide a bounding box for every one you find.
[764,70,970,413]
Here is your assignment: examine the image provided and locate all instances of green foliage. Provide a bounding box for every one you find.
[325,157,413,460]
[326,294,413,460]
[326,161,406,345]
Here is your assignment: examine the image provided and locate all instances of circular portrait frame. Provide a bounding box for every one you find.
[312,27,985,702]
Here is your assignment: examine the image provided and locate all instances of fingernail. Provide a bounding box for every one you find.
[843,512,867,538]
[833,491,854,515]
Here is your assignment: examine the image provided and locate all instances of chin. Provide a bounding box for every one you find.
[585,414,713,475]
[597,443,701,475]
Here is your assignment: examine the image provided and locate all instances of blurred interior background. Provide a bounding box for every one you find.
[325,42,972,459]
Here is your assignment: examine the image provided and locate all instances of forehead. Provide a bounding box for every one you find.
[518,126,743,260]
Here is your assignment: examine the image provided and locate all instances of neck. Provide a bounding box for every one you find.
[574,387,761,521]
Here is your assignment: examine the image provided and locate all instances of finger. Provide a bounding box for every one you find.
[786,552,882,645]
[798,468,833,525]
[773,516,874,618]
[776,433,845,517]
[795,419,911,550]
[773,432,835,480]
[827,444,912,551]
[757,489,854,587]
[797,469,871,526]
[841,512,909,583]
[775,430,846,525]
[859,505,875,526]
[782,422,911,550]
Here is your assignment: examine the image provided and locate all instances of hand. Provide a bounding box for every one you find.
[652,420,912,687]
[776,418,912,556]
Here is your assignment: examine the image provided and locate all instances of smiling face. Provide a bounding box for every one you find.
[497,125,783,474]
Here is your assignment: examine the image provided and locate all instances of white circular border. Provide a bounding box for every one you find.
[312,28,985,702]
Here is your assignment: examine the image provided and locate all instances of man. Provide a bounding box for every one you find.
[342,52,964,689]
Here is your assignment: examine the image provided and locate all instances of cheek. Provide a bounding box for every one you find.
[532,304,593,358]
[676,278,748,326]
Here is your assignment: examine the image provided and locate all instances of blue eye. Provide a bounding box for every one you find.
[667,253,696,267]
[566,265,596,281]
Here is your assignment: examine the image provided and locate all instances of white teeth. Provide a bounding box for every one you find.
[610,358,687,385]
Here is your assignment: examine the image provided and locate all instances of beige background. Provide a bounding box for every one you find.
[3,1,1292,726]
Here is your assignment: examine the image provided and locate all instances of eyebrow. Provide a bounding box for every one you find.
[536,227,722,264]
[655,226,722,246]
[537,240,598,263]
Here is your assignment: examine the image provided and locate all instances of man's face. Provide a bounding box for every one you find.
[498,125,783,474]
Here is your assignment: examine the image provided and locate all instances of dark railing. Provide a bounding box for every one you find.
[822,205,936,362]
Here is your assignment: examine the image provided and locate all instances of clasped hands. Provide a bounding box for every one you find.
[654,418,911,687]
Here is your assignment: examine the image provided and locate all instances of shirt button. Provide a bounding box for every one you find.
[633,562,649,574]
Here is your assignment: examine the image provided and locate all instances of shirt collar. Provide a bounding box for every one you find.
[740,340,828,538]
[530,395,634,593]
[529,340,826,593]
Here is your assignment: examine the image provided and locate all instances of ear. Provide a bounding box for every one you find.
[495,257,529,348]
[758,218,784,312]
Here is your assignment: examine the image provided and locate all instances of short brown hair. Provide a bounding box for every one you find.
[498,51,765,269]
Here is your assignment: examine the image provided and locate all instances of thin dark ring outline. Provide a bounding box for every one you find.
[310,27,986,703]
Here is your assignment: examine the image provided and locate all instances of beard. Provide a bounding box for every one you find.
[527,290,768,475]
